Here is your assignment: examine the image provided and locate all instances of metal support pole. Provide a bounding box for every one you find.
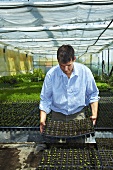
[98,54,99,76]
[108,48,109,75]
[90,54,92,71]
[101,51,104,81]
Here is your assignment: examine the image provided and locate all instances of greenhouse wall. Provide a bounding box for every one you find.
[33,51,113,76]
[0,47,33,77]
[33,53,100,75]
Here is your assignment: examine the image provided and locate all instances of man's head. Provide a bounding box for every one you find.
[57,44,75,63]
[57,45,76,77]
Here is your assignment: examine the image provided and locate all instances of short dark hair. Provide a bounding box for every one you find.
[57,45,75,64]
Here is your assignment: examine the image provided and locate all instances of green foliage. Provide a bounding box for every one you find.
[94,74,113,90]
[109,74,113,86]
[0,81,43,102]
[32,68,45,80]
[0,68,45,102]
[0,68,112,102]
[0,68,45,85]
[94,75,102,82]
[0,75,18,84]
[96,82,110,91]
[102,73,110,83]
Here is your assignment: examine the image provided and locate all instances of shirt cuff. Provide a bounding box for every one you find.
[39,103,51,114]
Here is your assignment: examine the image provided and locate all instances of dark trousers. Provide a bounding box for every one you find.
[51,110,85,122]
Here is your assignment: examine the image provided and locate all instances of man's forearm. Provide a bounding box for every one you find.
[90,101,98,125]
[40,110,47,123]
[90,101,98,118]
[40,110,47,133]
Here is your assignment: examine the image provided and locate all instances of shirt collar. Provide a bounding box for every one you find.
[73,63,79,76]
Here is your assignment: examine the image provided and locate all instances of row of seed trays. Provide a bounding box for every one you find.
[43,119,94,141]
[37,138,113,170]
[99,90,113,99]
[0,101,40,131]
[36,145,102,169]
[96,115,113,130]
[99,102,113,112]
[98,150,113,168]
[96,138,113,168]
[95,100,113,130]
[95,112,113,130]
[96,138,113,150]
[94,90,113,130]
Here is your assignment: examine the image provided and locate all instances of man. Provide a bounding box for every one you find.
[39,45,99,134]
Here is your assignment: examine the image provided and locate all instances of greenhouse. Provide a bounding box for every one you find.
[0,0,113,169]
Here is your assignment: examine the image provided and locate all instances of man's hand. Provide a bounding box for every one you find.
[40,122,46,133]
[90,115,97,126]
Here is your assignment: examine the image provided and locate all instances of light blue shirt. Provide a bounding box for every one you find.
[39,62,99,115]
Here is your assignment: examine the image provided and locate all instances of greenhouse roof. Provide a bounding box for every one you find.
[0,0,113,57]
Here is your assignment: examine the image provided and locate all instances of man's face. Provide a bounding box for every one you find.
[59,59,74,77]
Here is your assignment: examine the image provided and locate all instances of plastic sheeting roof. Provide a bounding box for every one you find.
[0,0,113,57]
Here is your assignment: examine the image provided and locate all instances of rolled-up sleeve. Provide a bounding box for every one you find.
[39,73,52,114]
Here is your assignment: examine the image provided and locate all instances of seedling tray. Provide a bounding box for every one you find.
[43,118,95,140]
[37,165,103,170]
[95,104,113,131]
[37,147,102,169]
[96,138,113,150]
[99,91,113,97]
[0,102,40,131]
[37,144,113,170]
[98,150,113,168]
[0,126,40,131]
[46,143,97,150]
[96,138,113,168]
[95,91,113,130]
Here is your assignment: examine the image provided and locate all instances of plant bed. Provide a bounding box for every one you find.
[98,150,113,168]
[0,102,40,131]
[96,138,113,150]
[46,143,97,150]
[0,102,52,132]
[37,146,102,169]
[99,91,113,97]
[43,119,95,142]
[95,104,113,130]
[95,90,113,130]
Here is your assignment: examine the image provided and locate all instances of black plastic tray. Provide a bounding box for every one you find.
[36,137,113,170]
[43,119,95,140]
[0,126,40,131]
[37,147,102,169]
[43,131,95,141]
[96,138,113,150]
[98,150,113,168]
[0,102,40,131]
[37,165,103,170]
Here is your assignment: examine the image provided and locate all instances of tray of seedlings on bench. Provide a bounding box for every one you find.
[43,118,95,140]
[37,143,102,170]
[0,102,40,131]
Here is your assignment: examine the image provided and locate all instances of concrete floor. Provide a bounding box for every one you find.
[0,143,43,170]
[0,131,113,170]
